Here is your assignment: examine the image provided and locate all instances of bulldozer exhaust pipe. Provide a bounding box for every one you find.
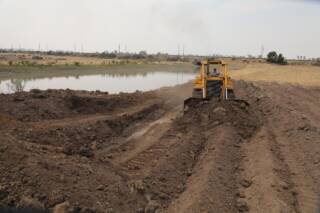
[225,88,228,100]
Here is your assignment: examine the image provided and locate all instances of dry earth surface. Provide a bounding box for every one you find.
[230,63,320,87]
[0,63,319,213]
[0,53,189,66]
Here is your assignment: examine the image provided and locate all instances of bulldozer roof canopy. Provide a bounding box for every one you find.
[202,59,227,66]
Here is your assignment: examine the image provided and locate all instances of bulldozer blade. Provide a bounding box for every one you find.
[183,97,249,113]
[183,97,203,112]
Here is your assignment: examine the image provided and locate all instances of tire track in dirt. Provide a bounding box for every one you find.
[109,106,181,165]
[241,127,285,213]
[236,81,320,213]
[257,83,320,213]
[166,126,241,213]
[234,82,287,212]
[242,92,300,212]
[113,99,260,212]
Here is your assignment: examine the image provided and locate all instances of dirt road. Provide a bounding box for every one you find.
[0,80,319,213]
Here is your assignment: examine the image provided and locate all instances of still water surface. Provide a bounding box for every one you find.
[0,71,196,94]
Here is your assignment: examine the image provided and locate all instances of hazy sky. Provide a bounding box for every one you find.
[0,0,319,58]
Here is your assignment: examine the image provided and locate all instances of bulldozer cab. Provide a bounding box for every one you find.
[193,59,232,99]
[202,59,225,77]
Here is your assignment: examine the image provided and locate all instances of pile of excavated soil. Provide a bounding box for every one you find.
[0,81,320,213]
[0,89,155,122]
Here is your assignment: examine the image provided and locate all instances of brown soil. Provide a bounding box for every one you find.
[0,81,319,213]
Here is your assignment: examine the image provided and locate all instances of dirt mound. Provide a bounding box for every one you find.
[66,91,154,114]
[143,99,260,212]
[0,89,166,212]
[183,99,258,137]
[17,101,162,157]
[0,81,319,212]
[0,89,154,122]
[0,85,259,212]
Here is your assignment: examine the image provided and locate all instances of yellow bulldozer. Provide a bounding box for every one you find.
[184,59,236,109]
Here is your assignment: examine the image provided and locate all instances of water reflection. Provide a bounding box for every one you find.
[6,79,27,93]
[0,71,196,94]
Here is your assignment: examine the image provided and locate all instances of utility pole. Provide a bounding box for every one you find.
[183,44,185,56]
[260,45,264,58]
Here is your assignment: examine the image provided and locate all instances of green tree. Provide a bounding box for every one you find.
[277,54,287,65]
[267,51,287,65]
[267,51,278,63]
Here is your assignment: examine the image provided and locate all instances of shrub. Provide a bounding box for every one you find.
[32,55,43,60]
[312,59,320,66]
[100,52,117,59]
[7,79,26,92]
[267,51,288,65]
[74,61,80,66]
[20,61,31,66]
[267,51,278,63]
[277,54,287,65]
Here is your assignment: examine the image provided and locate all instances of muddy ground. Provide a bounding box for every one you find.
[0,81,319,213]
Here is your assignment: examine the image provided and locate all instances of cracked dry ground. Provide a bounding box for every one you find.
[0,81,319,213]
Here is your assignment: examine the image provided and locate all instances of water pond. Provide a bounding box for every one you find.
[0,70,196,94]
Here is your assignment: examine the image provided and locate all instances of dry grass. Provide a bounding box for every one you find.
[0,53,119,66]
[0,53,189,66]
[230,63,320,87]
